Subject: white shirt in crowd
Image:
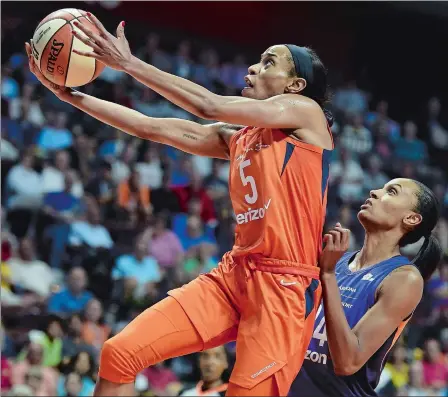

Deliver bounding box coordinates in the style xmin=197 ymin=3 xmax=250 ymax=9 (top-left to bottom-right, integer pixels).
xmin=69 ymin=221 xmax=114 ymax=249
xmin=135 ymin=161 xmax=163 ymax=189
xmin=6 ymin=164 xmax=43 ymax=209
xmin=41 ymin=167 xmax=84 ymax=197
xmin=8 ymin=257 xmax=55 ymax=297
xmin=331 ymin=160 xmax=365 ymax=202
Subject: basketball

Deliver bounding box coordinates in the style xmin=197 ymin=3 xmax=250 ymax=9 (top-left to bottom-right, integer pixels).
xmin=31 ymin=8 xmax=105 ymax=87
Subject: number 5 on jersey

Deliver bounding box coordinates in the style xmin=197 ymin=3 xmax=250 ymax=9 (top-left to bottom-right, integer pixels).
xmin=239 ymin=159 xmax=258 ymax=205
xmin=313 ymin=304 xmax=328 ymax=347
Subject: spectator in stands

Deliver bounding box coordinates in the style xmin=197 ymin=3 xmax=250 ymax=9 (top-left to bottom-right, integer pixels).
xmin=383 ymin=345 xmax=410 ymax=394
xmin=48 ymin=267 xmax=93 ymax=315
xmin=204 ymin=160 xmax=229 ymax=201
xmin=366 ymin=100 xmax=400 ymax=142
xmin=340 ymin=112 xmax=373 ymax=156
xmin=422 ymin=339 xmax=448 ymax=391
xmin=1 ymin=126 xmax=19 ymax=162
xmin=62 ymin=313 xmax=96 ymax=361
xmin=113 ymin=236 xmax=162 ymax=299
xmin=132 ymin=87 xmax=177 ymax=118
xmin=8 ymin=238 xmax=55 ymax=298
xmin=58 ymin=351 xmax=96 ymax=397
xmin=404 ymin=361 xmax=433 ymax=397
xmin=228 ymin=54 xmax=249 ymax=91
xmin=362 ymin=154 xmax=389 ymax=197
xmin=61 ymin=372 xmax=83 ymax=397
xmin=23 ymin=366 xmax=45 ymax=397
xmin=20 ymin=315 xmax=65 ymax=367
xmin=183 ymin=243 xmax=219 ymax=279
xmin=135 ymin=146 xmax=163 ymax=189
xmin=8 ymin=83 xmax=45 ymax=128
xmin=173 ymin=40 xmax=193 ymax=79
xmin=180 ymin=215 xmax=217 ymax=257
xmin=141 ymin=361 xmax=179 ymax=396
xmin=428 ymin=97 xmax=448 ymax=151
xmin=42 ymin=150 xmax=83 ymax=197
xmin=85 ymin=160 xmax=115 ymax=208
xmin=1 ymin=351 xmax=12 ymax=392
xmin=394 ymin=121 xmax=428 ymax=164
xmin=179 ymin=346 xmax=230 ymax=396
xmin=137 ymin=32 xmax=172 ymax=73
xmin=329 ymin=147 xmax=365 ymax=203
xmin=1 ymin=65 xmax=19 ymax=100
xmin=333 ymin=80 xmax=369 ymax=116
xmin=12 ymin=342 xmax=58 ymax=396
xmin=81 ymin=298 xmax=111 ymax=352
xmin=150 ymin=172 xmax=181 ymax=215
xmin=68 ymin=200 xmax=114 ymax=250
xmin=42 ymin=172 xmax=82 ymax=223
xmin=118 ymin=167 xmax=151 ymax=221
xmin=6 ymin=385 xmax=33 ymax=396
xmin=193 ymin=49 xmax=221 ymax=91
xmin=144 ymin=212 xmax=184 ymax=271
xmin=173 ymin=172 xmax=216 ymax=224
xmin=5 ymin=149 xmax=42 ymax=210
xmin=36 ymin=112 xmax=73 ymax=154
xmin=374 ymin=120 xmax=394 ymax=162
xmin=426 ymin=261 xmax=448 ymax=315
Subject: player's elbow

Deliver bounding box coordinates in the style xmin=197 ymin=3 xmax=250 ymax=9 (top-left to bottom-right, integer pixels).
xmin=333 ymin=363 xmax=360 ymax=377
xmin=196 ymin=95 xmax=225 ymax=120
xmin=333 ymin=355 xmax=363 ymax=376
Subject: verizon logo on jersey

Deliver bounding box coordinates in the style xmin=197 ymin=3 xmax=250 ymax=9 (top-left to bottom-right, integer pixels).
xmin=235 ymin=199 xmax=271 ymax=225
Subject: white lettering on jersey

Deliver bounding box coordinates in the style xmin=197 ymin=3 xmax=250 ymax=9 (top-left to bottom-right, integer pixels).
xmin=305 ymin=350 xmax=328 ymax=365
xmin=235 ymin=199 xmax=272 ymax=225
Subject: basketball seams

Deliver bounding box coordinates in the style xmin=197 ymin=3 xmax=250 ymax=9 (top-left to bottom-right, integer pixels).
xmin=64 ymin=26 xmax=75 ymax=86
xmin=67 ymin=15 xmax=97 ymax=86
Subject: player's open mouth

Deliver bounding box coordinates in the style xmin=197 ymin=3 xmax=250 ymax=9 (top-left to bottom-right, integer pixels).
xmin=244 ymin=76 xmax=254 ymax=88
xmin=360 ymin=199 xmax=372 ymax=209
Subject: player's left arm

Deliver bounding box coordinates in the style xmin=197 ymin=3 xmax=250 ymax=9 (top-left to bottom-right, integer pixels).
xmin=322 ymin=267 xmax=422 ymax=376
xmin=71 ymin=16 xmax=320 ymax=129
xmin=320 ymin=228 xmax=423 ymax=376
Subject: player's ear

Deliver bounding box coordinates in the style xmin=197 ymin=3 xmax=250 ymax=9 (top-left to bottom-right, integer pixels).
xmin=285 ymin=77 xmax=306 ymax=94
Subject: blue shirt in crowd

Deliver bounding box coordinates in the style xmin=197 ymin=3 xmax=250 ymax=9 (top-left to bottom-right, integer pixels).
xmin=48 ymin=288 xmax=93 ymax=315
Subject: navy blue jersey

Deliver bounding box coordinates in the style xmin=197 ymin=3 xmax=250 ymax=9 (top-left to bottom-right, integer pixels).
xmin=292 ymin=252 xmax=412 ymax=397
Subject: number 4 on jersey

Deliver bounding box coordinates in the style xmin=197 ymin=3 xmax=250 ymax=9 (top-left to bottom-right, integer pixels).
xmin=313 ymin=304 xmax=328 ymax=347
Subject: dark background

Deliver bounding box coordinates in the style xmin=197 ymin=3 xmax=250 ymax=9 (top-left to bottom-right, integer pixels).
xmin=2 ymin=1 xmax=448 ymax=123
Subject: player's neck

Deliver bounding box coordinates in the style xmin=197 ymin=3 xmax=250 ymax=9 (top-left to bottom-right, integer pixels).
xmin=357 ymin=231 xmax=401 ymax=269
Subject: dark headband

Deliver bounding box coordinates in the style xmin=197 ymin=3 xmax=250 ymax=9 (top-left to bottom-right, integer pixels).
xmin=284 ymin=44 xmax=314 ymax=85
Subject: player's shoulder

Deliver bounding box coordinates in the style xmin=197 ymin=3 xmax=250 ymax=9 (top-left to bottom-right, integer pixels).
xmin=378 ymin=265 xmax=424 ymax=301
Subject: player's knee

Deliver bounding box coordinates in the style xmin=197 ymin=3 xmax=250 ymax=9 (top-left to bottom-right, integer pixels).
xmin=99 ymin=336 xmax=140 ymax=384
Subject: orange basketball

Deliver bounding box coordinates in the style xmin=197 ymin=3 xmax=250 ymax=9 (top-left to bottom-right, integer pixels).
xmin=31 ymin=8 xmax=105 ymax=87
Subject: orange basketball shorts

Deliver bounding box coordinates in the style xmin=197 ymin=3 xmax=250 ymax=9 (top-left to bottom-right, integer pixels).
xmin=98 ymin=253 xmax=321 ymax=396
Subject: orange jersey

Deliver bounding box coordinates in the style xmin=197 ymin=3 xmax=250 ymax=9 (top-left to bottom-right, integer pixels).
xmin=228 ymin=127 xmax=332 ymax=267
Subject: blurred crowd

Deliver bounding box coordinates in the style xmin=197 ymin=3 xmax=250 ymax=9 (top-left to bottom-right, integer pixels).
xmin=1 ymin=17 xmax=448 ymax=397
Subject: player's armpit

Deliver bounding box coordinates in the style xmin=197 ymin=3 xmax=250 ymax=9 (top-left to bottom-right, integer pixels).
xmin=342 ymin=266 xmax=423 ymax=375
xmin=201 ymin=93 xmax=320 ymax=130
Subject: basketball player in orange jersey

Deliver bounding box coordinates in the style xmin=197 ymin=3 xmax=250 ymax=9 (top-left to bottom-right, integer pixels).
xmin=25 ymin=14 xmax=334 ymax=395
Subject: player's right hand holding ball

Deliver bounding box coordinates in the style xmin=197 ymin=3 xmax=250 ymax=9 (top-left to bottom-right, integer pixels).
xmin=25 ymin=41 xmax=71 ymax=102
xmin=319 ymin=223 xmax=350 ymax=274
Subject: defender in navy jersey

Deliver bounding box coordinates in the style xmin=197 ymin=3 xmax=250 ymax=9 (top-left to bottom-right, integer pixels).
xmin=293 ymin=178 xmax=443 ymax=396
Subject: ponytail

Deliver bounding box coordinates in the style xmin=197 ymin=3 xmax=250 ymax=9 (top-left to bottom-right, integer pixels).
xmin=411 ymin=235 xmax=443 ymax=281
xmin=399 ymin=180 xmax=442 ymax=281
